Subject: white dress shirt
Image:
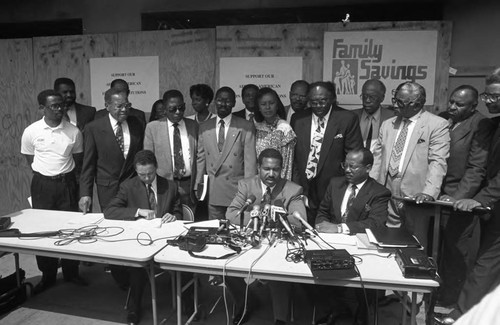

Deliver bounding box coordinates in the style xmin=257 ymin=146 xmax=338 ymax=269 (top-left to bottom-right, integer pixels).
xmin=167 ymin=119 xmax=192 ymax=177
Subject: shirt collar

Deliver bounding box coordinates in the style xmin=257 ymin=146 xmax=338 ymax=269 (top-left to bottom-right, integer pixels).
xmin=42 ymin=117 xmax=65 ymax=130
xmin=108 ymin=112 xmax=122 ymax=126
xmin=361 ymin=106 xmax=382 ymax=122
xmin=260 ymin=180 xmax=276 ymax=193
xmin=145 ymin=176 xmax=158 ymax=193
xmin=167 ymin=118 xmax=185 ymax=128
xmin=350 ymin=178 xmax=367 ymax=190
xmin=217 ymin=114 xmax=232 ymax=126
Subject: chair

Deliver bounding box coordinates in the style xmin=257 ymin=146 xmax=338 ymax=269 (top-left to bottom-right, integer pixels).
xmin=182 ymin=204 xmax=194 ymax=221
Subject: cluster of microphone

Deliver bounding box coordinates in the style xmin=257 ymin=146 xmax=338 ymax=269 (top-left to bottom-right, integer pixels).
xmin=234 ymin=195 xmax=318 ymax=248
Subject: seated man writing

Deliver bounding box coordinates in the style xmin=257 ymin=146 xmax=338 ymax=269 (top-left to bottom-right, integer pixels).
xmin=104 ymin=150 xmax=182 ymax=325
xmin=225 ymin=148 xmax=307 ymax=325
xmin=312 ymin=148 xmax=390 ymax=324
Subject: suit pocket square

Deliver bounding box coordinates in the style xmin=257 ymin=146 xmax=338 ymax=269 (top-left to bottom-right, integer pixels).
xmin=417 ymin=138 xmax=425 ymax=144
xmin=334 ymin=134 xmax=344 ymax=139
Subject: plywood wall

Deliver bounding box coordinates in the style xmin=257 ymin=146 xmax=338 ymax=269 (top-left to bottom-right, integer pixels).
xmin=0 ymin=39 xmax=35 ymax=216
xmin=118 ymin=29 xmax=216 ymax=116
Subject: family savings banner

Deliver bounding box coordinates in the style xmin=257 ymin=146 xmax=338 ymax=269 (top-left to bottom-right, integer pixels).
xmin=323 ymin=30 xmax=438 ymax=106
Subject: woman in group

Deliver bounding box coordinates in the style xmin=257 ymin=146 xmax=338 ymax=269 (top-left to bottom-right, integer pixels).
xmin=186 ymin=83 xmax=215 ymax=124
xmin=254 ymin=87 xmax=296 ymax=180
xmin=149 ymin=99 xmax=166 ymax=122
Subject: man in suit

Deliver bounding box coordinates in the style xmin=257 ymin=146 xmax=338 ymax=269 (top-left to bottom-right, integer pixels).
xmin=54 ymin=77 xmax=96 ymax=131
xmin=233 ymin=84 xmax=258 ymax=121
xmin=95 ymin=79 xmax=146 ymax=129
xmin=196 ymin=86 xmax=257 ymax=219
xmin=144 ymin=89 xmax=198 ymax=211
xmin=226 ymin=148 xmax=307 ymax=325
xmin=315 ymin=148 xmax=391 ymax=234
xmin=284 ymin=80 xmax=309 ymax=123
xmin=291 ymin=81 xmax=363 ymax=224
xmin=352 ymin=79 xmax=394 ymax=153
xmin=435 ymin=69 xmax=500 ymax=324
xmin=104 ymin=150 xmax=182 ymax=325
xmin=79 ymin=88 xmax=144 ymax=213
xmin=437 ymin=85 xmax=494 ymax=306
xmin=370 ymin=81 xmax=450 ymax=248
xmin=313 ymin=148 xmax=390 ymax=324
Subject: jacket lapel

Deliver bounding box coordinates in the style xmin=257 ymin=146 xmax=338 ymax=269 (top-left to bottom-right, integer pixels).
xmin=348 ymin=179 xmax=372 ymax=221
xmin=156 ymin=177 xmax=168 ymax=217
xmin=215 ymin=120 xmax=240 ymax=174
xmin=450 ymin=115 xmax=473 ymax=144
xmin=333 ymin=180 xmax=348 ymax=220
xmin=401 ymin=112 xmax=425 ymax=175
xmin=162 ymin=121 xmax=173 ymax=174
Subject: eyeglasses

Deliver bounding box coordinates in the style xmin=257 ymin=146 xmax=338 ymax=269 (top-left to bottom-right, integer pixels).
xmin=115 ymin=102 xmax=132 ymax=110
xmin=341 ymin=162 xmax=364 ymax=172
xmin=166 ymin=104 xmax=186 ymax=113
xmin=479 ymin=92 xmax=500 ymax=103
xmin=391 ymin=98 xmax=418 ymax=108
xmin=360 ymin=94 xmax=380 ymax=102
xmin=216 ymin=99 xmax=234 ymax=105
xmin=309 ymin=98 xmax=329 ymax=107
xmin=290 ymin=93 xmax=306 ymax=100
xmin=45 ymin=103 xmax=63 ymax=111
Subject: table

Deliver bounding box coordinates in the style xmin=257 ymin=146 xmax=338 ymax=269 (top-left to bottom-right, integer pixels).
xmin=0 ymin=208 xmax=187 ymax=325
xmin=154 ymin=223 xmax=440 ymax=325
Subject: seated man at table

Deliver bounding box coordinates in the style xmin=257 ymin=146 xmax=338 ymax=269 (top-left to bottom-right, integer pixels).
xmin=226 ymin=148 xmax=307 ymax=325
xmin=315 ymin=148 xmax=391 ymax=234
xmin=313 ymin=148 xmax=390 ymax=325
xmin=104 ymin=150 xmax=182 ymax=325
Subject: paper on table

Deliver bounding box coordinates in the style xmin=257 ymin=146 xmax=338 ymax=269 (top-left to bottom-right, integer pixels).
xmin=65 ymin=213 xmax=104 ymax=226
xmin=310 ymin=233 xmax=358 ymax=247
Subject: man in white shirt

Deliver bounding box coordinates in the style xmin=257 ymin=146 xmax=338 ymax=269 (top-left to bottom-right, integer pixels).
xmin=144 ymin=89 xmax=198 ymax=211
xmin=21 ymin=89 xmax=87 ymax=294
xmin=233 ymin=84 xmax=259 ymax=122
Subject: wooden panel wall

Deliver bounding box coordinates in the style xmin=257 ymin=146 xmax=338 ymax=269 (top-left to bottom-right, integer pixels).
xmin=118 ymin=29 xmax=216 ymax=116
xmin=0 ymin=39 xmax=35 ymax=215
xmin=216 ymin=23 xmax=326 ymax=88
xmin=33 ymin=34 xmax=117 ymax=109
xmin=325 ymin=21 xmax=452 ymax=113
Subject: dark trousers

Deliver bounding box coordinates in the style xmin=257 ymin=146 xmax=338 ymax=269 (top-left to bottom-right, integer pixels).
xmin=174 ymin=177 xmax=196 ymax=214
xmin=31 ymin=171 xmax=79 ymax=282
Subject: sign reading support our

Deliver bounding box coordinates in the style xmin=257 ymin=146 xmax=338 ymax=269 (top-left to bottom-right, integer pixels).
xmin=323 ymin=31 xmax=438 ymax=106
xmin=89 ymin=56 xmax=159 ymax=112
xmin=219 ymin=57 xmax=303 ymax=111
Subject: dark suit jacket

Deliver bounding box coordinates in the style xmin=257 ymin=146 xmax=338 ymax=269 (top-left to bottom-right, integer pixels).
xmin=80 ymin=114 xmax=144 ymax=209
xmin=352 ymin=106 xmax=394 ymax=147
xmin=291 ymin=106 xmax=363 ymax=214
xmin=315 ymin=176 xmax=391 ymax=233
xmin=104 ymin=175 xmax=182 ymax=220
xmin=474 ymin=117 xmax=500 ymax=208
xmin=196 ymin=115 xmax=257 ymax=206
xmin=225 ymin=175 xmax=307 ymax=227
xmin=143 ymin=117 xmax=198 ymax=203
xmin=440 ymin=111 xmax=494 ymax=200
xmin=233 ymin=109 xmax=246 ymax=120
xmin=74 ymin=103 xmax=96 ymax=131
xmin=95 ymin=107 xmax=146 ymax=130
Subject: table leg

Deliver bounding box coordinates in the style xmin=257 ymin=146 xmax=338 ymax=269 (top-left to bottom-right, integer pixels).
xmin=177 ymin=271 xmax=182 ymax=325
xmin=14 ymin=253 xmax=20 ymax=286
xmin=410 ymin=292 xmax=417 ymax=325
xmin=432 ymin=206 xmax=441 ymax=261
xmin=402 ymin=292 xmax=408 ymax=325
xmin=149 ymin=262 xmax=158 ymax=325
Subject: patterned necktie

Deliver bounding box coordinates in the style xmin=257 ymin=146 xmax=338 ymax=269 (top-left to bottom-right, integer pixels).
xmin=115 ymin=121 xmax=124 ymax=153
xmin=173 ymin=123 xmax=185 ymax=178
xmin=305 ymin=117 xmax=325 ymax=180
xmin=365 ymin=118 xmax=373 ymax=150
xmin=263 ymin=186 xmax=272 ymax=204
xmin=218 ymin=120 xmax=225 ymax=152
xmin=148 ymin=184 xmax=156 ymax=214
xmin=342 ymin=184 xmax=357 ymax=223
xmin=388 ymin=119 xmax=410 ymax=177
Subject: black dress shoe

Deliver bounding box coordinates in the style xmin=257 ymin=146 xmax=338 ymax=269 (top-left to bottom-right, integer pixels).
xmin=127 ymin=311 xmax=140 ymax=324
xmin=64 ymin=275 xmax=89 ymax=286
xmin=233 ymin=309 xmax=251 ymax=325
xmin=434 ymin=311 xmax=460 ymax=325
xmin=33 ymin=280 xmax=56 ymax=295
xmin=275 ymin=320 xmax=286 ymax=325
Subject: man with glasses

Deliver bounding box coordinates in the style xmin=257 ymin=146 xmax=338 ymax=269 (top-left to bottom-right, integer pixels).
xmin=95 ymin=79 xmax=146 ymax=129
xmin=435 ymin=69 xmax=500 ymax=324
xmin=291 ymin=81 xmax=363 ymax=224
xmin=196 ymin=86 xmax=257 ymax=219
xmin=353 ymin=79 xmax=394 ymax=152
xmin=144 ymin=89 xmax=198 ymax=211
xmin=233 ymin=83 xmax=259 ymax=122
xmin=21 ymin=90 xmax=87 ymax=293
xmin=79 ymin=88 xmax=144 ymax=213
xmin=370 ymin=81 xmax=450 ymax=248
xmin=284 ymin=80 xmax=310 ymax=123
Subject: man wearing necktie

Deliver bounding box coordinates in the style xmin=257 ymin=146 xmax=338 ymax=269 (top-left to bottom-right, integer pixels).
xmin=370 ymin=81 xmax=450 ymax=248
xmin=352 ymin=79 xmax=394 ymax=153
xmin=104 ymin=150 xmax=182 ymax=325
xmin=144 ymin=89 xmax=198 ymax=211
xmin=79 ymin=88 xmax=144 ymax=212
xmin=196 ymin=86 xmax=257 ymax=219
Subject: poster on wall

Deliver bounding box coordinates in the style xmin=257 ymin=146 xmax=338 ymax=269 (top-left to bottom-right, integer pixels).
xmin=323 ymin=30 xmax=438 ymax=106
xmin=219 ymin=57 xmax=303 ymax=111
xmin=89 ymin=56 xmax=159 ymax=112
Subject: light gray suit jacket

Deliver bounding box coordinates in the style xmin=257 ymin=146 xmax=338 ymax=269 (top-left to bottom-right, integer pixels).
xmin=143 ymin=117 xmax=198 ymax=202
xmin=370 ymin=110 xmax=450 ymax=198
xmin=196 ymin=115 xmax=257 ymax=206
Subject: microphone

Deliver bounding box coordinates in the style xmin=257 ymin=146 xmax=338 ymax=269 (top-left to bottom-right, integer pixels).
xmin=279 ymin=215 xmax=296 ymax=239
xmin=292 ymin=211 xmax=317 ymax=234
xmin=259 ymin=204 xmax=270 ymax=238
xmin=251 ymin=205 xmax=260 ymax=233
xmin=238 ymin=195 xmax=256 ymax=230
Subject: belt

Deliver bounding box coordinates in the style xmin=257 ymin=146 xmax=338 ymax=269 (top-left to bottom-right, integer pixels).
xmin=174 ymin=176 xmax=191 ymax=182
xmin=34 ymin=171 xmax=74 ymax=181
